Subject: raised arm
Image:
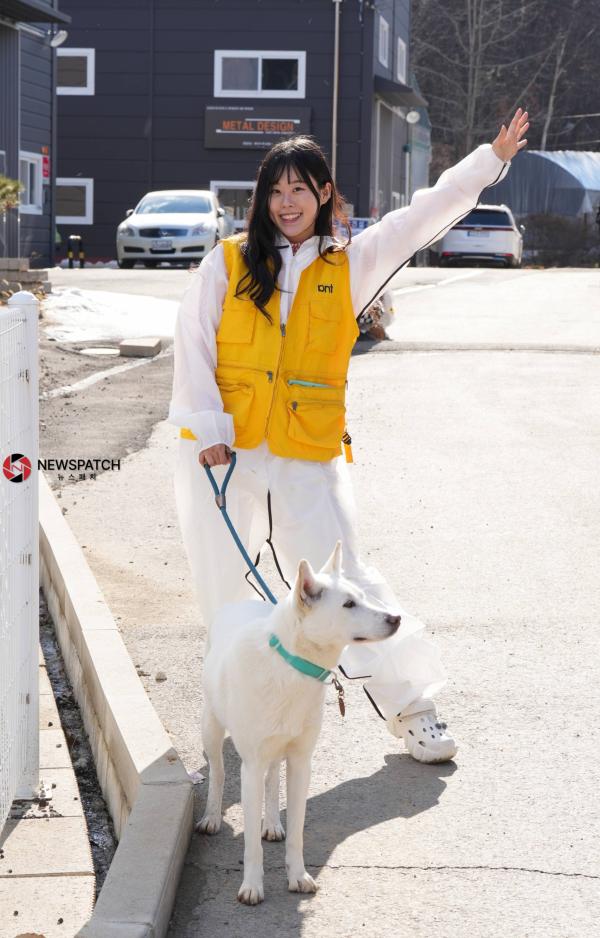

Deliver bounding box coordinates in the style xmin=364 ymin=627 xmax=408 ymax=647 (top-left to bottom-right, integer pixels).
xmin=168 ymin=244 xmax=235 ymax=450
xmin=349 ymin=108 xmax=529 ymax=316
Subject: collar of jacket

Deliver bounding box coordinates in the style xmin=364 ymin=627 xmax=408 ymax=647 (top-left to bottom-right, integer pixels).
xmin=274 ymin=234 xmax=337 ymax=252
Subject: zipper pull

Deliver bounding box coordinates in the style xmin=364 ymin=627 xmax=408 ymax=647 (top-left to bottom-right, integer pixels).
xmin=292 ymin=401 xmax=298 ymax=411
xmin=267 ymin=370 xmax=273 ymax=382
xmin=280 ymin=322 xmax=286 ymax=337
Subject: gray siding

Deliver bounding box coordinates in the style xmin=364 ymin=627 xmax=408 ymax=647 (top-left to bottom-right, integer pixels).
xmin=20 ymin=28 xmax=53 ymax=266
xmin=0 ymin=23 xmax=20 ymax=257
xmin=57 ymin=0 xmax=378 ymax=257
xmin=373 ymin=0 xmax=410 ymax=81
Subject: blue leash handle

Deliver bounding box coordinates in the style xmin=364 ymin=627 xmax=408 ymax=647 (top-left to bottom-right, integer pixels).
xmin=203 ymin=451 xmax=279 ymax=605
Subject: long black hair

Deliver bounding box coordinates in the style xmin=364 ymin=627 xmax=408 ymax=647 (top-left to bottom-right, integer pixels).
xmin=236 ymin=135 xmax=351 ymax=320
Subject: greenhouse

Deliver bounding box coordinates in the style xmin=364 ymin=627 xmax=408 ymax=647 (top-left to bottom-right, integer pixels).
xmin=491 ymin=149 xmax=600 ymax=218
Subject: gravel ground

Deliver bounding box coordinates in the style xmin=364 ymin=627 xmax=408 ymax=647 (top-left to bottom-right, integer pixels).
xmin=39 ymin=591 xmax=117 ymax=898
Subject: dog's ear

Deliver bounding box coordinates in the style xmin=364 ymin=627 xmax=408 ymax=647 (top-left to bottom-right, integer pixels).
xmin=294 ymin=559 xmax=323 ymax=610
xmin=320 ymin=539 xmax=343 ymax=576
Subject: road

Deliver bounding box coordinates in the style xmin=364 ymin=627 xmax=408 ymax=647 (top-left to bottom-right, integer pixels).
xmin=41 ymin=265 xmax=600 ymax=937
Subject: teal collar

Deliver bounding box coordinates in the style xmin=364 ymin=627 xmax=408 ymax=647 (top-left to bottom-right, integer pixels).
xmin=269 ymin=633 xmax=331 ymax=683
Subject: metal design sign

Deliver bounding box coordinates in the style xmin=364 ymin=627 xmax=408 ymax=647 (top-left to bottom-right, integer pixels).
xmin=205 ymin=106 xmax=311 ymax=149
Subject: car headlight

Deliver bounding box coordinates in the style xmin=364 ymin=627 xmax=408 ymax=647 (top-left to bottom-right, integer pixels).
xmin=189 ymin=223 xmax=214 ymax=235
xmin=118 ymin=225 xmax=136 ymax=237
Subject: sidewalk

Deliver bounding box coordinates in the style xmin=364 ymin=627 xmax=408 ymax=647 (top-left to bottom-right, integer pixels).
xmin=47 ymin=267 xmax=600 ymax=937
xmin=0 ymin=645 xmax=95 ymax=938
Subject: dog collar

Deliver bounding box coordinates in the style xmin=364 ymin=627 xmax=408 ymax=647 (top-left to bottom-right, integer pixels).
xmin=268 ymin=633 xmax=331 ymax=682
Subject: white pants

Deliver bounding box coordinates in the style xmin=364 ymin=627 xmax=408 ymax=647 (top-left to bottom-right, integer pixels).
xmin=174 ymin=438 xmax=447 ymax=720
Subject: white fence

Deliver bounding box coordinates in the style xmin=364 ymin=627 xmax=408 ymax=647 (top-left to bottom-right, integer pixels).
xmin=0 ymin=292 xmax=39 ymax=831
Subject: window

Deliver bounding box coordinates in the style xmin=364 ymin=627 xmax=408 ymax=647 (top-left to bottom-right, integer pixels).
xmin=396 ymin=37 xmax=407 ymax=83
xmin=210 ymin=181 xmax=255 ymax=230
xmin=19 ymin=152 xmax=43 ymax=215
xmin=56 ymin=178 xmax=94 ymax=224
xmin=136 ymin=194 xmax=213 ymax=214
xmin=378 ymin=17 xmax=389 ymax=67
xmin=57 ymin=49 xmax=95 ymax=95
xmin=455 ymin=209 xmax=513 ymax=228
xmin=214 ymin=51 xmax=306 ymax=98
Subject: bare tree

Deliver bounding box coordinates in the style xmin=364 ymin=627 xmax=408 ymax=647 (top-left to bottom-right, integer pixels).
xmin=410 ymin=0 xmax=599 ymax=168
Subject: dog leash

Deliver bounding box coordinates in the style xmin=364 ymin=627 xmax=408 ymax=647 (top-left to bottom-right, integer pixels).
xmin=203 ymin=451 xmax=278 ymax=605
xmin=203 ymin=451 xmax=346 ymax=715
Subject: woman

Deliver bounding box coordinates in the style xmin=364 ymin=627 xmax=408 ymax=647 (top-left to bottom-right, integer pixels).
xmin=169 ymin=108 xmax=529 ymax=764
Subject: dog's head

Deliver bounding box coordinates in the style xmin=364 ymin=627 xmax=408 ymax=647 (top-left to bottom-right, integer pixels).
xmin=291 ymin=540 xmax=401 ymax=650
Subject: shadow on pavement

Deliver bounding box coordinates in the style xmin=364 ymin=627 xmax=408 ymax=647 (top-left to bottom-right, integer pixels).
xmin=169 ymin=738 xmax=456 ymax=935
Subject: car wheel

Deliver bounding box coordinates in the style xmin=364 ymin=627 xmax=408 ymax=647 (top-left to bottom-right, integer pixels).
xmin=118 ymin=259 xmax=135 ymax=269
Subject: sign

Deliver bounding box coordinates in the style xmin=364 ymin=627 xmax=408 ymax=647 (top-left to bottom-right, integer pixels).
xmin=205 ymin=106 xmax=311 ymax=149
xmin=348 ymin=217 xmax=374 ymax=236
xmin=334 ymin=217 xmax=375 ymax=241
xmin=42 ymin=154 xmax=50 ymax=183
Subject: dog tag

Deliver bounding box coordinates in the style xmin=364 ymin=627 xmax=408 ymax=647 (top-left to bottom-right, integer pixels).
xmin=332 ymin=674 xmax=345 ymax=718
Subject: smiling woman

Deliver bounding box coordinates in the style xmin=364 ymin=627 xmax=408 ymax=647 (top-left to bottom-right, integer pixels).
xmin=170 ymin=112 xmax=528 ymax=774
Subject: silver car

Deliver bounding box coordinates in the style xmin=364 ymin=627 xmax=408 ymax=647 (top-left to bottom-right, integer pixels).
xmin=116 ymin=189 xmax=235 ymax=268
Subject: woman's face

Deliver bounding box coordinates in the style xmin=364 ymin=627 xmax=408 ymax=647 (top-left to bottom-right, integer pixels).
xmin=268 ymin=169 xmax=332 ymax=244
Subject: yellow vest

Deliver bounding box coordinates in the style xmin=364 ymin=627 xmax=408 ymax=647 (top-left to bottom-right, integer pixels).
xmin=180 ymin=234 xmax=359 ymax=462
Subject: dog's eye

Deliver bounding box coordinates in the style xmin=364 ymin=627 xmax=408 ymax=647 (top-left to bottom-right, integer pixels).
xmin=343 ymin=599 xmax=356 ymax=608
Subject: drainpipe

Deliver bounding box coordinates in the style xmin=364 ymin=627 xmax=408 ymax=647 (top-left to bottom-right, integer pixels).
xmin=331 ymin=0 xmax=342 ymax=181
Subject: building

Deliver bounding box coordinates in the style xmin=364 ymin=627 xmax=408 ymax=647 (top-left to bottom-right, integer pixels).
xmin=492 ymin=150 xmax=600 ymax=219
xmin=55 ymin=0 xmax=430 ymax=261
xmin=0 ymin=0 xmax=70 ymax=267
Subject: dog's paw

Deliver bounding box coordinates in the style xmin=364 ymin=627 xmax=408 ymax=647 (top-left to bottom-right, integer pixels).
xmin=288 ymin=870 xmax=318 ymax=894
xmin=237 ymin=879 xmax=264 ymax=905
xmin=261 ymin=820 xmax=286 ymax=842
xmin=195 ymin=813 xmax=221 ymax=835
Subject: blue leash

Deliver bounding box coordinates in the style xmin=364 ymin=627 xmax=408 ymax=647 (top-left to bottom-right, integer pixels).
xmin=203 ymin=451 xmax=347 ymax=715
xmin=203 ymin=451 xmax=278 ymax=605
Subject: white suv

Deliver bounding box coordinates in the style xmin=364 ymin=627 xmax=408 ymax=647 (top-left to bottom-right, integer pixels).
xmin=116 ymin=189 xmax=235 ymax=268
xmin=433 ymin=204 xmax=524 ymax=268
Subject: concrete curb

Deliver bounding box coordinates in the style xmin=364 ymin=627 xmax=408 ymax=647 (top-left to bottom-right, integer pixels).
xmin=38 ymin=471 xmax=194 ymax=937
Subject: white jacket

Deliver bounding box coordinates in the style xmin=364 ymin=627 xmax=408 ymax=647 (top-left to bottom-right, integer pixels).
xmin=169 ymin=143 xmax=509 ymax=450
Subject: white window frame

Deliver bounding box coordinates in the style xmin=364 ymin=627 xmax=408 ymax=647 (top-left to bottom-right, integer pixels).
xmin=210 ymin=180 xmax=255 ymax=230
xmin=19 ymin=151 xmax=44 ymax=215
xmin=396 ymin=36 xmax=407 ymax=83
xmin=378 ymin=17 xmax=390 ymax=68
xmin=56 ymin=178 xmax=94 ymax=225
xmin=56 ymin=48 xmax=95 ymax=95
xmin=214 ymin=50 xmax=306 ymax=99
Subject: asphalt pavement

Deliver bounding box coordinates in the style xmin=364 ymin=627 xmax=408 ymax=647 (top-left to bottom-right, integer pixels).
xmin=41 ymin=266 xmax=600 ymax=938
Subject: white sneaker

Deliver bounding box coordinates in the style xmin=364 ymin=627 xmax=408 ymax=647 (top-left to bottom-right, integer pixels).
xmin=387 ymin=708 xmax=458 ymax=764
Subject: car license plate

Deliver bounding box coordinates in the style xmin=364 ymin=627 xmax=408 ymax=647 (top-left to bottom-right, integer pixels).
xmin=151 ymin=238 xmax=173 ymax=250
xmin=467 ymin=230 xmax=489 ymax=237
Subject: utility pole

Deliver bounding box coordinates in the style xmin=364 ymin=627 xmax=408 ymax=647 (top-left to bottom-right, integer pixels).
xmin=331 ymin=0 xmax=342 ymax=181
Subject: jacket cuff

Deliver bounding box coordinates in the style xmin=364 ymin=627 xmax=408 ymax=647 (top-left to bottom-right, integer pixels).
xmin=480 ymin=142 xmax=511 ymax=186
xmin=169 ymin=409 xmax=235 ymax=449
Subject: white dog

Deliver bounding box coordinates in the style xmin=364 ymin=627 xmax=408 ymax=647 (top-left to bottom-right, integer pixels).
xmin=196 ymin=540 xmax=401 ymax=905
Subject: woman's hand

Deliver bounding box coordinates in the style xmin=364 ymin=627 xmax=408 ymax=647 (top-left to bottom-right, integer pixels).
xmin=492 ymin=108 xmax=529 ymax=162
xmin=198 ymin=444 xmax=232 ymax=467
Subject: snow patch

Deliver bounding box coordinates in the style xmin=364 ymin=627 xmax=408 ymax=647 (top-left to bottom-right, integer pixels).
xmin=41 ymin=287 xmax=179 ymax=341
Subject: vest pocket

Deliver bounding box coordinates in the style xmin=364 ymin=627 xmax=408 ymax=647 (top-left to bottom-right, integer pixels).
xmin=307 ymin=301 xmax=341 ymax=354
xmin=217 ymin=379 xmax=255 ymax=429
xmin=287 ymin=399 xmax=345 ymax=450
xmin=217 ymin=300 xmax=257 ymax=344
